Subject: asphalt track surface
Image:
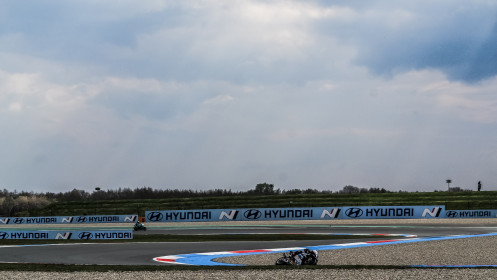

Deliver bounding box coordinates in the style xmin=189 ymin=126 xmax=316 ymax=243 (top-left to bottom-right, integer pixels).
xmin=1 ymin=222 xmax=497 ymax=265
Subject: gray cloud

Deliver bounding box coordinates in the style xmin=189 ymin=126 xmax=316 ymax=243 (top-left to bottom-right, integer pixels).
xmin=325 ymin=1 xmax=497 ymax=82
xmin=2 ymin=1 xmax=496 ymax=84
xmin=1 ymin=1 xmax=497 ymax=192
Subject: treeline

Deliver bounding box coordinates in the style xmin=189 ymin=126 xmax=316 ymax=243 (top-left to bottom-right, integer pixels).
xmin=245 ymin=183 xmax=391 ymax=195
xmin=0 ymin=184 xmax=393 ymax=216
xmin=0 ymin=190 xmax=53 ymax=217
xmin=1 ymin=184 xmax=391 ymax=204
xmin=45 ymin=187 xmax=239 ymax=201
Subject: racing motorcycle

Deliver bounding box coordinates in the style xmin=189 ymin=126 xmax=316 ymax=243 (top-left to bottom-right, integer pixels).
xmin=275 ymin=251 xmax=318 ymax=265
xmin=133 ymin=222 xmax=147 ymax=231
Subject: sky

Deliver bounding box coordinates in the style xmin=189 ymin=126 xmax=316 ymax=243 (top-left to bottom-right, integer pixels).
xmin=1 ymin=0 xmax=497 ymax=193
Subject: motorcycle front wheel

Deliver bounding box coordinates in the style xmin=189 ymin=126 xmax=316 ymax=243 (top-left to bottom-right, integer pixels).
xmin=275 ymin=257 xmax=291 ymax=265
xmin=304 ymin=256 xmax=318 ymax=265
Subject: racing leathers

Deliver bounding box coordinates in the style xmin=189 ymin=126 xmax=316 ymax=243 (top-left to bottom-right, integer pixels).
xmin=291 ymin=249 xmax=318 ymax=265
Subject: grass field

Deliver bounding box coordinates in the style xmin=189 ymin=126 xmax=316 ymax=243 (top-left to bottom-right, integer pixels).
xmin=26 ymin=191 xmax=497 ymax=217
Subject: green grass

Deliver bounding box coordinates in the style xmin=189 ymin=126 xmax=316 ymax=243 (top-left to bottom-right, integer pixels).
xmin=27 ymin=191 xmax=497 ymax=217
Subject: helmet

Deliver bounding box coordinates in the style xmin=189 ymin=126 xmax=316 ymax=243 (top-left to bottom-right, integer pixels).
xmin=304 ymin=248 xmax=311 ymax=254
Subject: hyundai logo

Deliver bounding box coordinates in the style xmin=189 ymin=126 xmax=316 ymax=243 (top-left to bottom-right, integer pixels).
xmin=147 ymin=212 xmax=164 ymax=222
xmin=345 ymin=208 xmax=363 ymax=218
xmin=0 ymin=232 xmax=8 ymax=239
xmin=77 ymin=216 xmax=88 ymax=223
xmin=13 ymin=218 xmax=24 ymax=224
xmin=78 ymin=232 xmax=93 ymax=240
xmin=446 ymin=211 xmax=458 ymax=218
xmin=243 ymin=209 xmax=262 ymax=220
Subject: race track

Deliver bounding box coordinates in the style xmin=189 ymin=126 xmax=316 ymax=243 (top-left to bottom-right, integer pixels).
xmin=1 ymin=220 xmax=497 ymax=266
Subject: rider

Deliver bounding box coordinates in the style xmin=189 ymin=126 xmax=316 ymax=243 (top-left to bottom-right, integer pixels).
xmin=303 ymin=248 xmax=318 ymax=265
xmin=290 ymin=248 xmax=318 ymax=265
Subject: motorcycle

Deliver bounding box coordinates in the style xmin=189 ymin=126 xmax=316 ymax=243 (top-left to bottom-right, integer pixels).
xmin=133 ymin=222 xmax=147 ymax=231
xmin=275 ymin=251 xmax=318 ymax=265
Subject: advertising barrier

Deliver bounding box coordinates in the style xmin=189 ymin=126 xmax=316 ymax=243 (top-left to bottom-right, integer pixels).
xmin=0 ymin=215 xmax=138 ymax=225
xmin=145 ymin=206 xmax=448 ymax=222
xmin=0 ymin=230 xmax=133 ymax=240
xmin=443 ymin=210 xmax=497 ymax=218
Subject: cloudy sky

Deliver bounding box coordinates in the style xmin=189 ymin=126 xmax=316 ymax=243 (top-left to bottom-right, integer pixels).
xmin=1 ymin=0 xmax=497 ymax=193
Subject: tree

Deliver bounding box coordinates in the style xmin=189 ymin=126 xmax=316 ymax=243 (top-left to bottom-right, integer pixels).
xmin=4 ymin=196 xmax=16 ymax=216
xmin=254 ymin=183 xmax=275 ymax=195
xmin=340 ymin=185 xmax=360 ymax=194
xmin=66 ymin=189 xmax=88 ymax=201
